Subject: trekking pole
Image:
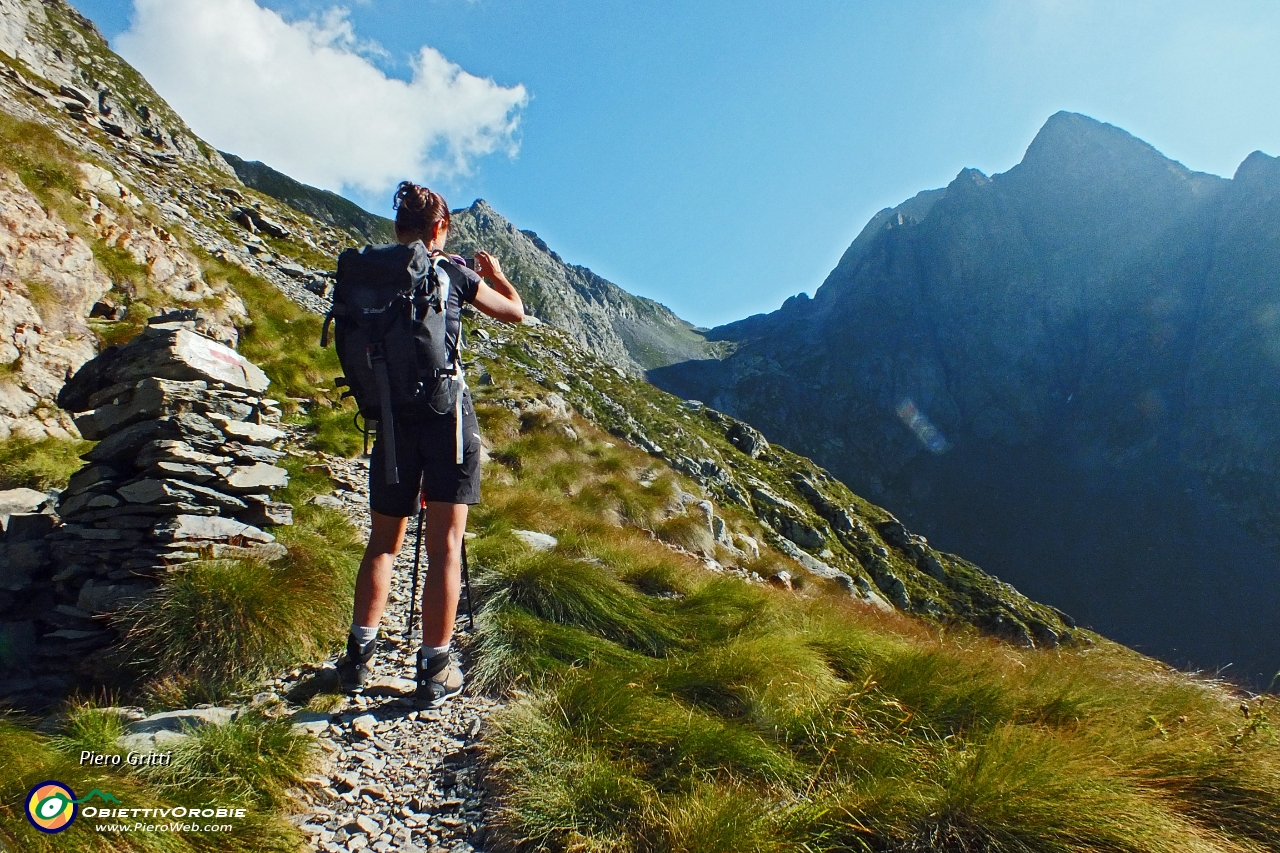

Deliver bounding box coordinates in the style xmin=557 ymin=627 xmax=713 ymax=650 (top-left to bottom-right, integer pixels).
xmin=406 ymin=494 xmax=425 ymax=643
xmin=461 ymin=538 xmax=475 ymax=631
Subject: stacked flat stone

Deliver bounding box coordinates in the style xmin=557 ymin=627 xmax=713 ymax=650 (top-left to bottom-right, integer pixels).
xmin=31 ymin=319 xmax=294 ymax=668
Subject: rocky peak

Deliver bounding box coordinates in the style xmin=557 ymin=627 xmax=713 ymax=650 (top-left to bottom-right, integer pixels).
xmin=650 ymin=113 xmax=1280 ymax=685
xmin=443 ymin=199 xmax=724 ymax=375
xmin=1019 ymin=111 xmax=1166 ymax=171
xmin=1232 ymin=149 xmax=1280 ymax=186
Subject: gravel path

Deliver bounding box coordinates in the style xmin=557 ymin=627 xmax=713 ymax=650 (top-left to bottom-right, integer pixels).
xmin=275 ymin=452 xmax=501 ymax=853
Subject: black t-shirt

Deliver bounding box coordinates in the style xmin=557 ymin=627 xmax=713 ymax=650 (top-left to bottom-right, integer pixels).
xmin=438 ymin=255 xmax=481 ymax=367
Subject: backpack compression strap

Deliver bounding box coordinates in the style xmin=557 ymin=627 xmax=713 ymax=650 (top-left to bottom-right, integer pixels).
xmin=453 ymin=364 xmax=467 ymax=464
xmin=368 ymin=343 xmax=399 ymax=485
xmin=430 ymin=255 xmax=469 ymax=466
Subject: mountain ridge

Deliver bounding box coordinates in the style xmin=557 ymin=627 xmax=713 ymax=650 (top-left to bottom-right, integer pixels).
xmin=2 ymin=7 xmax=1278 ymax=850
xmin=221 ymin=150 xmax=396 ymax=244
xmin=215 ymin=153 xmax=729 ymax=377
xmin=651 ymin=112 xmax=1280 ymax=685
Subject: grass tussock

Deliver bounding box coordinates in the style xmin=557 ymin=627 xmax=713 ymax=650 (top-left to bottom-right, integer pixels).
xmin=115 ymin=457 xmax=361 ymax=704
xmin=141 ymin=710 xmax=314 ymax=811
xmin=462 ymin=382 xmax=1280 ymax=853
xmin=0 ymin=434 xmax=92 ymax=490
xmin=0 ymin=713 xmax=305 ymax=852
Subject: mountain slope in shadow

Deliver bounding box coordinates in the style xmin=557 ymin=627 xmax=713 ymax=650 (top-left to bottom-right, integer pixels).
xmin=651 ymin=112 xmax=1280 ymax=685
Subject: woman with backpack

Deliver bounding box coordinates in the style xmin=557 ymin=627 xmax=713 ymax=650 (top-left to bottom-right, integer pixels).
xmin=336 ymin=181 xmax=524 ymax=704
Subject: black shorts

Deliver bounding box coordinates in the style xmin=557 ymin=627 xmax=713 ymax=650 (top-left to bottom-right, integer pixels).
xmin=368 ymin=388 xmax=481 ymax=516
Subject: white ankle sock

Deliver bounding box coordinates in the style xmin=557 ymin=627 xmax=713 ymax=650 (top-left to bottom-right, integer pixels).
xmin=424 ymin=642 xmax=450 ymax=659
xmin=350 ymin=624 xmax=378 ymax=648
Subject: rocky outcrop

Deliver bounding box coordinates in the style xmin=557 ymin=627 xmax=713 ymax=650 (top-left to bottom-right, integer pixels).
xmin=0 ymin=138 xmax=251 ymax=440
xmin=78 ymin=164 xmax=248 ymax=340
xmin=0 ymin=167 xmax=111 ymax=438
xmin=0 ymin=0 xmax=231 ymax=171
xmin=0 ymin=320 xmax=291 ymax=697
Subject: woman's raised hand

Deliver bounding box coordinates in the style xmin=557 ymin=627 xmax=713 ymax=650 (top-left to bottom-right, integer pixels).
xmin=473 ymin=251 xmax=504 ymax=280
xmin=469 ymin=250 xmax=525 ymax=322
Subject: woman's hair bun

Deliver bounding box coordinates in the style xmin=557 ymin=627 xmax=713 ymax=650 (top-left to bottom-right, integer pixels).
xmin=393 ymin=181 xmax=450 ymax=238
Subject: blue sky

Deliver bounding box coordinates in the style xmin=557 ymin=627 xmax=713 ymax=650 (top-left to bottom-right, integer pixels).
xmin=71 ymin=0 xmax=1280 ymax=329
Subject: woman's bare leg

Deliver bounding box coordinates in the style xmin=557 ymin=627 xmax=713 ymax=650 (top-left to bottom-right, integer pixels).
xmin=420 ymin=501 xmax=469 ymax=648
xmin=353 ymin=511 xmax=409 ymax=629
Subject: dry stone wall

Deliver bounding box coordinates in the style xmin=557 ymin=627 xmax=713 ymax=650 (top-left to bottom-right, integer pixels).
xmin=0 ymin=319 xmax=292 ymax=697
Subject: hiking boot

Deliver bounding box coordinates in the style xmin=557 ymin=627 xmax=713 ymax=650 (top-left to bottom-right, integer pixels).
xmin=336 ymin=633 xmax=377 ymax=693
xmin=416 ymin=649 xmax=464 ymax=707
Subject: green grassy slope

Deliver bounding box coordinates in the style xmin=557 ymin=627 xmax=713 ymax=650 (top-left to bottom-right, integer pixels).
xmin=459 ymin=330 xmax=1280 ymax=853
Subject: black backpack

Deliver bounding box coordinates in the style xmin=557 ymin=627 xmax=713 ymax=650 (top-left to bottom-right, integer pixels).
xmin=320 ymin=241 xmax=466 ymax=485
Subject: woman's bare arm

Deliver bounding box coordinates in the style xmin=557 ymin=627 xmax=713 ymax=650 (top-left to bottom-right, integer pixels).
xmin=470 ymin=251 xmax=524 ymax=323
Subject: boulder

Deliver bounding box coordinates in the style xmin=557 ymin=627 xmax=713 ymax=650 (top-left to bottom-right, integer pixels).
xmin=0 ymin=489 xmax=50 ymax=519
xmin=512 ymin=529 xmax=557 ymax=551
xmin=59 ymin=327 xmax=268 ymax=412
xmin=774 ymin=536 xmax=855 ymax=592
xmin=726 ymin=419 xmax=770 ymax=458
xmin=693 ymin=500 xmax=715 ymax=533
xmin=118 ymin=706 xmax=241 ymax=754
xmin=852 ymin=576 xmax=894 ymax=612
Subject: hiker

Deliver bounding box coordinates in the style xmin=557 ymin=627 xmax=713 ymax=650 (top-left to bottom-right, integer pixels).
xmin=335 ymin=181 xmax=524 ymax=704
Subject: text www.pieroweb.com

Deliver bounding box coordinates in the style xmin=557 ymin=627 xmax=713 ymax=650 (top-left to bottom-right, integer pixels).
xmin=84 ymin=805 xmax=245 ymax=833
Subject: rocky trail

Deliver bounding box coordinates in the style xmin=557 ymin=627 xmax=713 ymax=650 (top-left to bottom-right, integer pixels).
xmin=275 ymin=450 xmax=500 ymax=853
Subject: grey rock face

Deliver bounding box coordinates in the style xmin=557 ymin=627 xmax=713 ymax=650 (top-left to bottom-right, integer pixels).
xmin=725 ymin=420 xmax=769 ymax=458
xmin=772 ymin=536 xmax=853 ymax=591
xmin=446 ymin=201 xmax=725 ymax=376
xmin=0 ymin=0 xmax=231 ymax=172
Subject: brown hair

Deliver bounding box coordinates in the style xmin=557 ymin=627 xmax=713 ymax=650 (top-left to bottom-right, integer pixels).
xmin=393 ymin=181 xmax=450 ymax=240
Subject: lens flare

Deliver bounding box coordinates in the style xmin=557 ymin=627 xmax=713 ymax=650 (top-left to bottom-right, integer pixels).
xmin=896 ymin=398 xmax=951 ymax=454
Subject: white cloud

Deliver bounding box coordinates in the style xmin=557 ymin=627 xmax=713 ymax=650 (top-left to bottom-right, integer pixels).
xmin=116 ymin=0 xmax=528 ymax=195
